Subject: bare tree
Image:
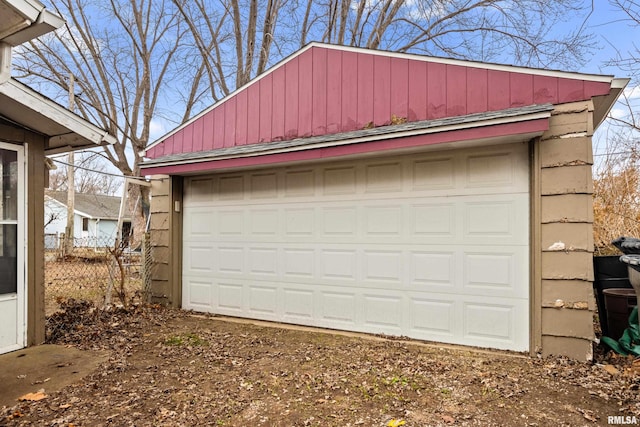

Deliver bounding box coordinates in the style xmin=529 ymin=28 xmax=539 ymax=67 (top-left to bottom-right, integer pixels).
xmin=48 ymin=152 xmax=121 ymax=196
xmin=606 ymin=0 xmax=640 ymax=133
xmin=14 ymin=0 xmax=212 ymax=246
xmin=14 ymin=0 xmax=597 ymax=244
xmin=176 ymin=0 xmax=597 ymax=94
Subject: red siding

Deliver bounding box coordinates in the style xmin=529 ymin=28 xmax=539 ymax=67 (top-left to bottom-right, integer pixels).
xmin=390 ymin=58 xmax=409 ymax=120
xmin=146 ymin=45 xmax=614 ymax=159
xmin=407 ymin=60 xmax=427 ymax=121
xmin=271 ymin=66 xmax=286 ymax=141
xmin=373 ymin=55 xmax=391 ymax=125
xmin=298 ymin=52 xmax=313 ymax=137
xmin=427 ymin=62 xmax=447 ymax=119
xmin=326 ymin=49 xmax=343 ymax=134
xmin=341 ymin=50 xmax=358 ymax=131
xmin=284 ymin=59 xmax=299 ymax=139
xmin=357 ymin=53 xmax=374 ymax=128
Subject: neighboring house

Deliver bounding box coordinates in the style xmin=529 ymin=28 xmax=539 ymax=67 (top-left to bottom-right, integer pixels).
xmin=0 ymin=0 xmax=116 ymax=355
xmin=44 ymin=190 xmax=131 ymax=249
xmin=141 ymin=43 xmax=627 ymax=360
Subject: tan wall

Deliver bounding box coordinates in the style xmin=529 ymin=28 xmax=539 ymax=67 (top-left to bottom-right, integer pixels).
xmin=0 ymin=121 xmax=46 ymax=346
xmin=148 ymin=175 xmax=182 ymax=307
xmin=534 ymin=101 xmax=596 ymax=360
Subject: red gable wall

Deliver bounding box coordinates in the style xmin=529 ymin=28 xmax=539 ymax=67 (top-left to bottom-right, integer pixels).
xmin=146 ymin=45 xmax=612 ymax=159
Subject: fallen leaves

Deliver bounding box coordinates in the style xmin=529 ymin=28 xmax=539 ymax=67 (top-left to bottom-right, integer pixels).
xmin=2 ymin=306 xmax=638 ymax=426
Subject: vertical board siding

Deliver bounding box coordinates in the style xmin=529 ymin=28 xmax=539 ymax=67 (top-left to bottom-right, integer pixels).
xmin=193 ymin=117 xmax=204 ymax=152
xmin=298 ymin=51 xmax=313 ymax=137
xmin=212 ymin=104 xmax=225 ymax=149
xmin=373 ymin=55 xmax=391 ymax=125
xmin=510 ymin=73 xmax=534 ymax=107
xmin=559 ymin=79 xmax=584 ymax=103
xmin=202 ymin=110 xmax=214 ymax=151
xmin=326 ymin=49 xmax=343 ymax=134
xmin=446 ymin=64 xmax=467 ymax=117
xmin=533 ymin=75 xmax=559 ymax=104
xmin=224 ymin=96 xmax=237 ymax=148
xmin=341 ymin=50 xmax=358 ymax=131
xmin=487 ymin=70 xmax=510 ymax=111
xmin=427 ymin=62 xmax=447 ymax=119
xmin=390 ymin=58 xmax=409 ymax=120
xmin=312 ymin=47 xmax=328 ymax=136
xmin=284 ymin=58 xmax=300 ymax=139
xmin=235 ymin=89 xmax=248 ymax=146
xmin=146 ymin=46 xmax=614 ymax=159
xmin=182 ymin=121 xmax=194 ymax=152
xmin=407 ymin=60 xmax=427 ymax=121
xmin=259 ymin=74 xmax=273 ymax=143
xmin=271 ymin=66 xmax=286 ymax=141
xmin=247 ymin=81 xmax=261 ymax=144
xmin=357 ymin=53 xmax=374 ymax=128
xmin=467 ymin=68 xmax=488 ymax=114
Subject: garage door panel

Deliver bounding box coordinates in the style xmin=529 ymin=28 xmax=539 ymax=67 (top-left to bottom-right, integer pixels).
xmin=319 ymin=291 xmax=358 ymax=325
xmin=184 ymin=278 xmax=213 ymax=309
xmin=463 ymin=246 xmax=528 ymax=299
xmin=462 ymin=296 xmax=528 ymax=351
xmin=248 ymin=285 xmax=279 ymax=316
xmin=183 ymin=143 xmax=530 ymax=351
xmin=283 ymin=288 xmax=315 ymax=321
xmin=363 ymin=293 xmax=404 ymax=333
xmin=408 ymin=297 xmax=458 ymax=338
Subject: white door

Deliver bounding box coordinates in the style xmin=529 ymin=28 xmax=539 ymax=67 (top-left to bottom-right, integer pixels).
xmin=182 ymin=143 xmax=530 ymax=351
xmin=0 ymin=143 xmax=24 ymax=354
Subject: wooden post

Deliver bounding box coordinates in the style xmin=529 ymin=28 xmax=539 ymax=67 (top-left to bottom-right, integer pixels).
xmin=64 ymin=74 xmax=75 ymax=256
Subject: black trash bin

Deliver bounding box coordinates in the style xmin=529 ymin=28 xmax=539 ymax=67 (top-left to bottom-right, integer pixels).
xmin=593 ymin=255 xmax=633 ymax=337
xmin=603 ymin=288 xmax=638 ymax=340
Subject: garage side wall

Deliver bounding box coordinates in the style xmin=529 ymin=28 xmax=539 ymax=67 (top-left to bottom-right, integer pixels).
xmin=149 ymin=175 xmax=182 ymax=307
xmin=536 ymin=100 xmax=595 ymax=360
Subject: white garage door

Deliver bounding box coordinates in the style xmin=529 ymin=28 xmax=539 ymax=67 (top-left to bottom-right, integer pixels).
xmin=182 ymin=143 xmax=530 ymax=351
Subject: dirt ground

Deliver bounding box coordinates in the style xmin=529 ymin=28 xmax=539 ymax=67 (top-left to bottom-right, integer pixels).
xmin=2 ymin=303 xmax=639 ymax=426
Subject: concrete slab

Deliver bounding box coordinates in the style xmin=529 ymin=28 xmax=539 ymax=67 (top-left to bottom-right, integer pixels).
xmin=0 ymin=345 xmax=108 ymax=408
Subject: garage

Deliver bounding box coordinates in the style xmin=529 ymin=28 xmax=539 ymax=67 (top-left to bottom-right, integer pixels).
xmin=142 ymin=43 xmax=626 ymax=359
xmin=181 ymin=143 xmax=529 ymax=350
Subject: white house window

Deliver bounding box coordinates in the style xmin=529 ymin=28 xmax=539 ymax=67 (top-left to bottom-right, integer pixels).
xmin=82 ymin=217 xmax=88 ymax=231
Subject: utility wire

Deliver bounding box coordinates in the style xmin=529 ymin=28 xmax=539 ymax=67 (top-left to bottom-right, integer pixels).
xmin=50 ymin=158 xmax=159 ymax=181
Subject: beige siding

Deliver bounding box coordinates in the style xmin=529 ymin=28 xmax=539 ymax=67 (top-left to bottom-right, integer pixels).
xmin=536 ymin=100 xmax=595 ymax=360
xmin=148 ymin=175 xmax=182 ymax=307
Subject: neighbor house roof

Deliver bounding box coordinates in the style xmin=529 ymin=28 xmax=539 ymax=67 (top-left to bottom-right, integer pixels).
xmin=141 ymin=43 xmax=628 ymax=176
xmin=45 ymin=191 xmax=129 ymax=221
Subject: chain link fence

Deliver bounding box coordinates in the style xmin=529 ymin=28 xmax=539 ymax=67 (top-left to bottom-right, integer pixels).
xmin=45 ymin=233 xmax=153 ymax=338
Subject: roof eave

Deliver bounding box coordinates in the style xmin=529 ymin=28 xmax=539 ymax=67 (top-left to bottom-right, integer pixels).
xmin=0 ymin=78 xmax=117 ymax=153
xmin=592 ymin=77 xmax=630 ymax=130
xmin=141 ymin=104 xmax=553 ymax=173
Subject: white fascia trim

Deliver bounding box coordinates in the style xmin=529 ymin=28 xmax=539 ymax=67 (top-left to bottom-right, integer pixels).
xmin=145 ymin=42 xmax=617 ymax=153
xmin=1 ymin=0 xmax=64 ymax=46
xmin=143 ymin=109 xmax=551 ymax=169
xmin=0 ymin=79 xmax=117 ymax=146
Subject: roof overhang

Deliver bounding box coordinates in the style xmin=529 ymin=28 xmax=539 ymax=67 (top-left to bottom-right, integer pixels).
xmin=0 ymin=78 xmax=117 ymax=153
xmin=0 ymin=0 xmax=64 ymax=46
xmin=592 ymin=77 xmax=630 ymax=130
xmin=141 ymin=104 xmax=553 ymax=176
